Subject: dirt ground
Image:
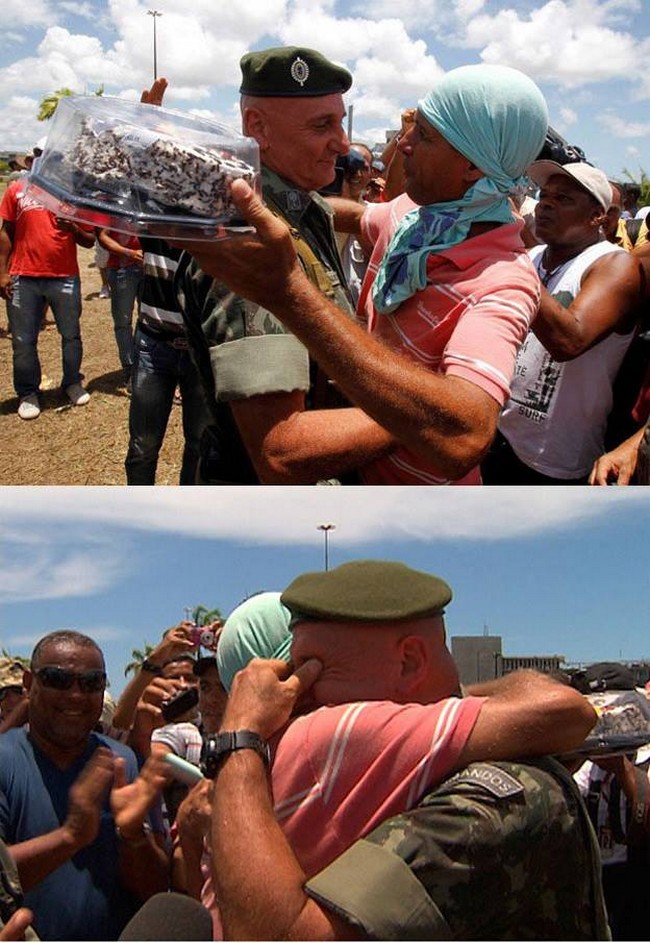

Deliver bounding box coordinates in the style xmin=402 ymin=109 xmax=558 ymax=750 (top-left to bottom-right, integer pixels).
xmin=0 ymin=246 xmax=186 ymax=485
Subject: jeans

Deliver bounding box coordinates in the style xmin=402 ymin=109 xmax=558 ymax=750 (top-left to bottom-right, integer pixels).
xmin=125 ymin=327 xmax=212 ymax=485
xmin=7 ymin=275 xmax=83 ymax=397
xmin=107 ymin=266 xmax=142 ymax=372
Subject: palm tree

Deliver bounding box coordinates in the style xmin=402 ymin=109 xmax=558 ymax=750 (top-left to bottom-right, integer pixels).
xmin=37 ymin=84 xmax=104 ymax=121
xmin=190 ymin=605 xmax=223 ymax=626
xmin=37 ymin=88 xmax=75 ymax=121
xmin=123 ymin=643 xmax=155 ymax=678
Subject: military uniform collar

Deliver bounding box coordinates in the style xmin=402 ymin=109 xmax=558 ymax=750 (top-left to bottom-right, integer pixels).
xmin=261 ymin=165 xmax=333 ymax=222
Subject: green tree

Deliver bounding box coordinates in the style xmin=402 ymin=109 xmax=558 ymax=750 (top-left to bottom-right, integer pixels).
xmin=123 ymin=643 xmax=155 ymax=678
xmin=37 ymin=84 xmax=104 ymax=121
xmin=37 ymin=88 xmax=75 ymax=121
xmin=190 ymin=605 xmax=223 ymax=626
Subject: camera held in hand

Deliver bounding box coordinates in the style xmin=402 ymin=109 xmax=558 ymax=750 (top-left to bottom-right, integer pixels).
xmin=537 ymin=126 xmax=588 ymax=165
xmin=187 ymin=623 xmax=220 ymax=649
xmin=161 ymin=686 xmax=199 ymax=724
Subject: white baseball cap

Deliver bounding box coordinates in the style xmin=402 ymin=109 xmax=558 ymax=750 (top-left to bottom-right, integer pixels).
xmin=527 ymin=160 xmax=612 ymax=212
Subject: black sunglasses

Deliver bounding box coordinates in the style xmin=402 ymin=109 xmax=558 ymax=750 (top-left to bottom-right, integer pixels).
xmin=34 ymin=666 xmax=106 ymax=693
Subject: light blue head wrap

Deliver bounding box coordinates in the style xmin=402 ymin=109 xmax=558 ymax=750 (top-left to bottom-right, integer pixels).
xmin=373 ymin=64 xmax=548 ymax=314
xmin=216 ymin=591 xmax=292 ymax=692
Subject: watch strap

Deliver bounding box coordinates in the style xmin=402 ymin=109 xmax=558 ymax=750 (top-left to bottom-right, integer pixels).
xmin=214 ymin=730 xmax=271 ymax=767
xmin=140 ymin=658 xmax=162 ymax=675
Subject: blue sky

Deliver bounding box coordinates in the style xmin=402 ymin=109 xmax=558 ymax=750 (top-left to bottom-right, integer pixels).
xmin=1 ymin=487 xmax=648 ymax=697
xmin=1 ymin=0 xmax=649 ymax=181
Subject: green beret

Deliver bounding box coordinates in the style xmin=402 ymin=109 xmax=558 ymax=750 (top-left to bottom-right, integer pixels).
xmin=240 ymin=46 xmax=352 ymax=98
xmin=281 ymin=560 xmax=452 ymax=623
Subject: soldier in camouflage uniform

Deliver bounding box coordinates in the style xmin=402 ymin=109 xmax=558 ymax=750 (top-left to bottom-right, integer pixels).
xmin=175 ymin=46 xmax=394 ymax=484
xmin=209 ymin=560 xmax=606 ymax=940
xmin=307 ymin=757 xmax=610 ymax=940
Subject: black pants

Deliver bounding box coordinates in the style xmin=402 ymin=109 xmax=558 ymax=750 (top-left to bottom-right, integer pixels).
xmin=602 ymin=861 xmax=650 ymax=940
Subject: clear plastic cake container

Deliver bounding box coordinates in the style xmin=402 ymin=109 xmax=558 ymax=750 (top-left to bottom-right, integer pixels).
xmin=27 ymin=95 xmax=260 ymax=240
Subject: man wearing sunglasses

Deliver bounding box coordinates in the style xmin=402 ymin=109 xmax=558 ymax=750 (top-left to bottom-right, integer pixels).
xmin=0 ymin=631 xmax=169 ymax=941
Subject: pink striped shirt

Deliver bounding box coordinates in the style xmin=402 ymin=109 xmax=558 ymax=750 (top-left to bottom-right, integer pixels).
xmin=201 ymin=696 xmax=484 ymax=936
xmin=358 ymin=195 xmax=540 ymax=484
xmin=271 ymin=696 xmax=485 ymax=877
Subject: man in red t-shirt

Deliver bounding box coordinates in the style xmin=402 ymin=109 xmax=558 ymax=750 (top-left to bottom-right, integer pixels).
xmin=0 ymin=179 xmax=94 ymax=419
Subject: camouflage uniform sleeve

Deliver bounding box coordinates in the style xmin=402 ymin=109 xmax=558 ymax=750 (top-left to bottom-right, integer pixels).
xmin=306 ymin=759 xmax=611 ymax=941
xmin=307 ymin=837 xmax=450 ymax=940
xmin=176 ymin=252 xmax=310 ymax=403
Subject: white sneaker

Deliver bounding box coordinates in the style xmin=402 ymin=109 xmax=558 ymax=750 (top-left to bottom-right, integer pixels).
xmin=99 ymin=286 xmax=110 ymax=299
xmin=66 ymin=383 xmax=90 ymax=406
xmin=18 ymin=394 xmax=40 ymax=420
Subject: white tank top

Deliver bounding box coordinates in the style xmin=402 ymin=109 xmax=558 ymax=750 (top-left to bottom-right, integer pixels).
xmin=498 ymin=240 xmax=634 ymax=478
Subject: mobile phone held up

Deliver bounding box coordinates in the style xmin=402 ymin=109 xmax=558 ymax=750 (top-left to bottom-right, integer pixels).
xmin=161 ymin=686 xmax=199 ymax=723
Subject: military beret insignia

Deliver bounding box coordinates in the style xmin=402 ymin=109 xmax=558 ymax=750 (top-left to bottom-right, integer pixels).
xmin=290 ymin=56 xmax=310 ymax=87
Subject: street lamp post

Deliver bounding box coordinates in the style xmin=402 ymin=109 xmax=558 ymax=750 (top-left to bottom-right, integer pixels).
xmin=317 ymin=523 xmax=335 ymax=571
xmin=147 ymin=10 xmax=163 ymax=81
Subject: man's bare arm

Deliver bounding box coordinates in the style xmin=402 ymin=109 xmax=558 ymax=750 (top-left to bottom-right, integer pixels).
xmin=231 ymin=391 xmax=395 ymax=484
xmin=112 ymin=755 xmax=170 ymax=900
xmin=180 ymin=182 xmax=500 ymax=479
xmin=531 ymin=252 xmax=642 ymax=361
xmin=0 ymin=225 xmax=14 ymax=299
xmin=323 ymin=197 xmax=365 ymax=236
xmin=211 ymin=659 xmax=356 ymax=941
xmin=462 ymin=670 xmax=596 ymax=764
xmin=113 ymin=622 xmax=196 ymax=730
xmin=589 ymin=425 xmax=644 ymax=485
xmin=9 ymin=748 xmax=115 ymax=891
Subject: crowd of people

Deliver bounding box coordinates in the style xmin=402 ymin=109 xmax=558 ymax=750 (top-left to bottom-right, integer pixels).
xmin=1 ymin=557 xmax=649 ymax=941
xmin=1 ymin=45 xmax=648 ymax=485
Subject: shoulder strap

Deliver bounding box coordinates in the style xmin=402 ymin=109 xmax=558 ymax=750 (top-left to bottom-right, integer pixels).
xmin=265 ymin=203 xmax=339 ymax=300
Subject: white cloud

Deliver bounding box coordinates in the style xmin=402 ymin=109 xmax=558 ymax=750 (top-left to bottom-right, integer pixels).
xmin=0 ymin=1 xmax=648 ymax=187
xmin=598 ymin=112 xmax=650 ymax=137
xmin=559 ymin=107 xmax=577 ymax=126
xmin=0 ymin=487 xmax=646 ymax=550
xmin=459 ymin=1 xmax=647 ymax=88
xmin=0 ymin=525 xmax=129 ymax=603
xmin=2 ymin=2 xmax=54 ymax=29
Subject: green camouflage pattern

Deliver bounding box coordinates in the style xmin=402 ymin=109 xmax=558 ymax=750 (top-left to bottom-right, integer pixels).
xmin=175 ymin=164 xmax=355 ymax=483
xmin=309 ymin=758 xmax=610 ymax=940
xmin=176 ymin=164 xmax=353 ymax=365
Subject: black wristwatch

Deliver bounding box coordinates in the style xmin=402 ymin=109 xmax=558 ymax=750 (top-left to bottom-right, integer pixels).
xmin=202 ymin=730 xmax=271 ymax=778
xmin=140 ymin=658 xmax=162 ymax=675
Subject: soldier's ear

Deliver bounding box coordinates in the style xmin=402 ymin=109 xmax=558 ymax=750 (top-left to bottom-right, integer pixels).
xmin=242 ymin=106 xmax=270 ymax=151
xmin=396 ymin=635 xmax=429 ymax=697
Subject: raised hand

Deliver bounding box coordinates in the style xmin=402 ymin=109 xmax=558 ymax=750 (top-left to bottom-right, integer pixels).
xmin=63 ymin=747 xmax=115 ymax=849
xmin=140 ymin=77 xmax=168 ymax=107
xmin=222 ymin=656 xmax=322 ymax=740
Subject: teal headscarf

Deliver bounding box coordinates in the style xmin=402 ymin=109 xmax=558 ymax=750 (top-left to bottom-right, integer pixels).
xmin=216 ymin=591 xmax=292 ymax=692
xmin=372 ymin=64 xmax=548 ymax=314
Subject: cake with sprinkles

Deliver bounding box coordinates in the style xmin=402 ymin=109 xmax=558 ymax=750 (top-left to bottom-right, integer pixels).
xmin=65 ymin=120 xmax=256 ymax=218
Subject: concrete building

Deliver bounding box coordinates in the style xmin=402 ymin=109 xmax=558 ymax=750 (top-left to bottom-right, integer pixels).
xmin=451 ymin=633 xmax=649 ymax=688
xmin=451 ymin=633 xmax=565 ymax=685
